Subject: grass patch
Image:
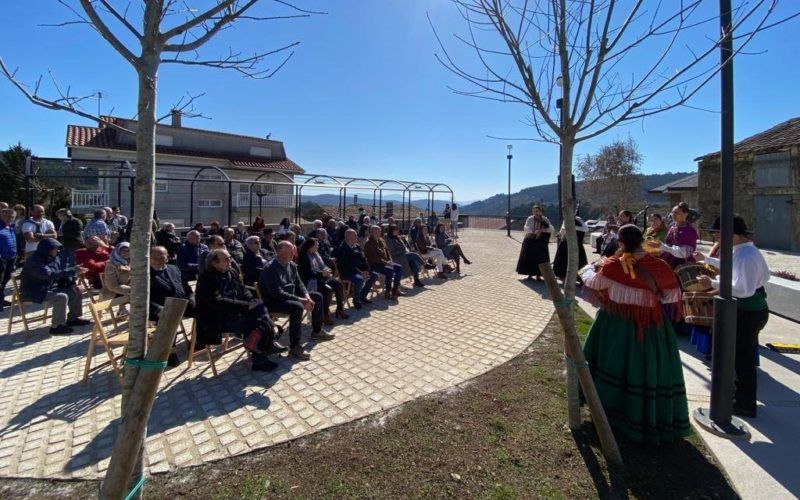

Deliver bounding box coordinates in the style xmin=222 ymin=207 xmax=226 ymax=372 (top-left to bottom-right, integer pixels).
xmin=574 ymin=303 xmax=595 ymax=341
xmin=0 ymin=314 xmax=734 ymax=499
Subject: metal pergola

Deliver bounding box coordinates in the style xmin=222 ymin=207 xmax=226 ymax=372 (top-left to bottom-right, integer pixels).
xmin=25 ymin=157 xmax=454 ymax=229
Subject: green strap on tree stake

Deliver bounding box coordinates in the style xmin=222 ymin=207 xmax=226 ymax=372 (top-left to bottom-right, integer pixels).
xmin=123 ymin=357 xmax=167 ymax=370
xmin=123 ymin=475 xmax=145 ymax=500
xmin=565 ymin=355 xmax=589 ymax=370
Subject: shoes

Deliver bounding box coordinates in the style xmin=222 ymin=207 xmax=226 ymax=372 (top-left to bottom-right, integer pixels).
xmin=393 ymin=288 xmax=406 ymax=296
xmin=464 ymin=259 xmax=472 ymax=265
xmin=353 ymin=302 xmax=363 ymax=310
xmin=436 ymin=272 xmax=448 ymax=279
xmin=413 ymin=281 xmax=425 ymax=288
xmin=289 ymin=346 xmax=311 ymax=361
xmin=732 ymin=403 xmax=757 ymax=418
xmin=322 ymin=314 xmax=334 ymax=326
xmin=335 ymin=309 xmax=349 ymax=319
xmin=167 ymin=352 xmax=181 ymax=368
xmin=384 ymin=290 xmax=393 ymax=300
xmin=359 ymin=295 xmax=372 ymax=304
xmin=49 ymin=324 xmax=74 ymax=335
xmin=423 ymin=263 xmax=437 ymax=270
xmin=66 ymin=318 xmax=91 ymax=327
xmin=311 ymin=330 xmax=335 ymax=341
xmin=1 ymin=299 xmax=11 ymax=307
xmin=267 ymin=341 xmax=288 ymax=354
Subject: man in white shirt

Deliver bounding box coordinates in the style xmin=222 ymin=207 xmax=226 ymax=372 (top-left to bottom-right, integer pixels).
xmin=695 ymin=215 xmax=770 ymax=418
xmin=22 ymin=204 xmax=57 ymax=254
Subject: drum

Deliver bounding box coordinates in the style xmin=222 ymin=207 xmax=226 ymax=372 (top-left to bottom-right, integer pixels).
xmin=674 ymin=263 xmax=716 ymax=292
xmin=683 ymin=291 xmax=715 ymax=326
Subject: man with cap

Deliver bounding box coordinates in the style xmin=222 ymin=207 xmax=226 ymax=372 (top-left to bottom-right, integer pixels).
xmin=695 ymin=215 xmax=770 ymax=418
xmin=20 ymin=238 xmax=90 ymax=334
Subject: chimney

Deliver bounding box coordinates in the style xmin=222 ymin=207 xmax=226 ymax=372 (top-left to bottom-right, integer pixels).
xmin=171 ymin=109 xmax=182 ymax=127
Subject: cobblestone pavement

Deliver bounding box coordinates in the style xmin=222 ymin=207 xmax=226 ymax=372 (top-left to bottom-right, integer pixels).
xmin=0 ymin=229 xmax=553 ymax=479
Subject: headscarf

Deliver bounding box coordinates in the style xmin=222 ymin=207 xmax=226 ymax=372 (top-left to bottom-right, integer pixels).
xmin=110 ymin=242 xmax=130 ymax=266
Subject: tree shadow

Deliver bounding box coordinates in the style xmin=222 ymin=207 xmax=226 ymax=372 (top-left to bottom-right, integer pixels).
xmin=571 ymin=422 xmax=739 ymax=499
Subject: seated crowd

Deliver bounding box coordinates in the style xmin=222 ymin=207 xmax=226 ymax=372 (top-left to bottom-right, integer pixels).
xmin=1 ymin=203 xmax=470 ymax=373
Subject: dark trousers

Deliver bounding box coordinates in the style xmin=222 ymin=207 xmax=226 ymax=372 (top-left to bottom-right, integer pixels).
xmin=0 ymin=258 xmax=14 ymax=309
xmin=319 ymin=278 xmax=345 ymax=313
xmin=344 ymin=271 xmax=378 ymax=304
xmin=407 ymin=253 xmax=423 ymax=282
xmin=595 ymin=236 xmax=604 ymax=254
xmin=267 ymin=291 xmax=323 ymax=347
xmin=371 ymin=263 xmax=404 ymax=291
xmin=734 ymin=307 xmax=769 ymax=411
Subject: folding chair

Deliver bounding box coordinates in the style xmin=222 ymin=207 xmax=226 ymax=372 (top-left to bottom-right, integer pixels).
xmin=186 ymin=318 xmax=245 ymax=377
xmin=254 ymin=282 xmax=296 ymax=333
xmin=78 ymin=273 xmax=100 ymax=305
xmin=82 ymin=295 xmax=135 ymax=383
xmin=6 ymin=273 xmax=50 ymax=334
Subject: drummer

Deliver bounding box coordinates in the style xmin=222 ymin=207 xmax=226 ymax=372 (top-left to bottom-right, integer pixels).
xmin=694 ymin=215 xmax=770 ymax=418
xmin=660 ymin=202 xmax=698 ymax=269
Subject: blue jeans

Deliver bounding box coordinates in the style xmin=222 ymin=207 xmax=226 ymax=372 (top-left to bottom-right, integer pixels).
xmin=407 ymin=253 xmax=423 ymax=281
xmin=371 ymin=263 xmax=404 ymax=291
xmin=345 ymin=271 xmax=378 ymax=304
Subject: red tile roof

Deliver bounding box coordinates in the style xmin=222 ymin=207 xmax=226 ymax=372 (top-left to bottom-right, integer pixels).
xmin=66 ymin=124 xmax=304 ymax=174
xmin=696 ymin=117 xmax=800 ymax=161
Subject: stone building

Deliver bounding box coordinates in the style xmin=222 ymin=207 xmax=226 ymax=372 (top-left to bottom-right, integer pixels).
xmin=696 ymin=117 xmax=800 ymax=251
xmin=648 ymin=173 xmax=698 ymax=210
xmin=65 ymin=113 xmax=304 ymax=227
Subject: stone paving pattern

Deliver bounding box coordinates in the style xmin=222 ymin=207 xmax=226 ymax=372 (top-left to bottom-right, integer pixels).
xmin=0 ymin=230 xmax=553 ymax=479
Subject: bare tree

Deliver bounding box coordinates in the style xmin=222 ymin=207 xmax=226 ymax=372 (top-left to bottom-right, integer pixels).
xmin=432 ymin=0 xmax=798 ymax=435
xmin=2 ymin=1 xmax=319 ymax=496
xmin=576 ymin=136 xmax=643 ymax=212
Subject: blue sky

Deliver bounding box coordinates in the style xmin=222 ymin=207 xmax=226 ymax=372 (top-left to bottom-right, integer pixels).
xmin=1 ymin=1 xmax=799 ymax=202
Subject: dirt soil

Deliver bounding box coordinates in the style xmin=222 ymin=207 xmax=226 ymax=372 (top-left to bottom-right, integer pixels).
xmin=0 ymin=314 xmax=737 ymax=499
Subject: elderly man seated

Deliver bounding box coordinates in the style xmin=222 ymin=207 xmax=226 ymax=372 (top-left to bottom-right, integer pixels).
xmin=21 ymin=238 xmax=90 ymax=335
xmin=223 ymin=227 xmax=245 ymax=264
xmin=357 ymin=216 xmax=371 ymax=246
xmin=308 ymin=219 xmax=324 ymax=239
xmin=364 ymin=225 xmax=405 ymax=300
xmin=150 ymin=245 xmax=196 ymax=366
xmin=196 ymin=248 xmax=285 ymax=371
xmin=75 ymin=236 xmax=110 ymax=288
xmin=155 ymin=223 xmax=181 ymax=262
xmin=177 ymin=229 xmax=208 ymax=282
xmin=259 ymin=241 xmax=334 ymax=361
xmin=243 ymin=235 xmax=272 ymax=286
xmin=332 ymin=229 xmax=377 ymax=309
xmin=199 ymin=235 xmax=240 ymax=277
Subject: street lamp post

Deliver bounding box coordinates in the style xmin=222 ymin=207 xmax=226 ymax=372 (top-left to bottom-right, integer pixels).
xmin=692 ymin=0 xmax=747 ymax=439
xmin=506 ymin=144 xmax=513 ymax=237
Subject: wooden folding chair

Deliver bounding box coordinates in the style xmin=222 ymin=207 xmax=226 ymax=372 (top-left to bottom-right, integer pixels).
xmin=186 ymin=318 xmax=245 ymax=377
xmin=78 ymin=273 xmax=100 ymax=304
xmin=82 ymin=295 xmax=134 ymax=383
xmin=254 ymin=282 xmax=295 ymax=333
xmin=6 ymin=274 xmax=50 ymax=334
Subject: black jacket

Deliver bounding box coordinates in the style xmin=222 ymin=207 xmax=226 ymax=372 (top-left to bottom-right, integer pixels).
xmin=59 ymin=217 xmax=84 ymax=249
xmin=21 ymin=239 xmax=77 ymax=303
xmin=149 ymin=264 xmax=194 ymax=321
xmin=225 ymin=239 xmax=245 ymax=264
xmin=258 ymin=258 xmax=307 ymax=303
xmin=155 ymin=229 xmax=181 ymax=259
xmin=332 ymin=243 xmax=368 ymax=277
xmin=195 ymin=267 xmax=252 ymax=345
xmin=243 ymin=246 xmax=271 ymax=286
xmin=297 ymin=251 xmax=327 ymax=286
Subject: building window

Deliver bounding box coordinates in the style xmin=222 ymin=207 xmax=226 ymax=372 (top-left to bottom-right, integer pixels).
xmin=249 ymin=146 xmax=272 ymax=158
xmin=155 ymin=134 xmax=174 ymax=147
xmin=755 ymin=151 xmax=791 ymax=187
xmin=155 ymin=181 xmax=168 ymax=193
xmin=197 ymin=199 xmax=223 ymax=208
xmin=197 ymin=173 xmax=224 ymax=180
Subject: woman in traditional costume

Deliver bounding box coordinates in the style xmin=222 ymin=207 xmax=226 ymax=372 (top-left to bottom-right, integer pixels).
xmin=552 ymin=216 xmax=588 ymax=283
xmin=581 ymin=224 xmax=691 ymax=445
xmin=660 ymin=202 xmax=698 ymax=269
xmin=516 ymin=205 xmax=552 ymax=281
xmin=644 ymin=213 xmax=668 ymax=242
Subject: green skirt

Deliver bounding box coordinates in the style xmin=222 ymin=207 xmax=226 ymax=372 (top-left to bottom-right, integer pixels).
xmin=583 ymin=310 xmax=692 ymax=445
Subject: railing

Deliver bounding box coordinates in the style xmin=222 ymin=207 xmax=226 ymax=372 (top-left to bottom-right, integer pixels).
xmin=460 ymin=214 xmax=526 ymax=231
xmin=236 ymin=193 xmax=296 ymax=209
xmin=71 ymin=191 xmax=108 ymax=209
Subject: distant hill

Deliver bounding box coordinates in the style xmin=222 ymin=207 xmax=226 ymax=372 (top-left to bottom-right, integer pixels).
xmin=301 ymin=194 xmax=459 ymax=213
xmin=461 ymin=172 xmax=693 ymax=215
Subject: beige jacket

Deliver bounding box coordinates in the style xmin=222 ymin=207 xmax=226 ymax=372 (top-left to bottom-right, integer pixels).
xmin=100 ymin=261 xmax=131 ymax=299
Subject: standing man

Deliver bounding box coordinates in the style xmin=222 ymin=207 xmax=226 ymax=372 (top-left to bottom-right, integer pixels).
xmin=259 ymin=241 xmax=334 ymax=361
xmin=696 ymin=216 xmax=770 ymax=418
xmin=22 ymin=205 xmax=58 ymax=256
xmin=0 ymin=208 xmax=17 ymax=310
xmin=84 ymin=208 xmax=111 ymax=244
xmin=108 ymin=206 xmax=128 ymax=242
xmin=56 ymin=209 xmax=84 ymax=267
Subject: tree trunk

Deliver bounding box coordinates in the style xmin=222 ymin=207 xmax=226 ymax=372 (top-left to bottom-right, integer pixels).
xmin=560 ymin=137 xmax=581 ymax=429
xmin=116 ymin=5 xmax=163 ymax=495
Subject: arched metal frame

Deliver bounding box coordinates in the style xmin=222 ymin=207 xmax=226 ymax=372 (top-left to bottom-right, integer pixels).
xmin=188 ymin=166 xmax=232 ymax=227
xmin=26 ymin=157 xmax=456 ymax=230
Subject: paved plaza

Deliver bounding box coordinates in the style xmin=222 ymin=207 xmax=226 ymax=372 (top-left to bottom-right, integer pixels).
xmin=0 ymin=229 xmax=553 ymax=480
